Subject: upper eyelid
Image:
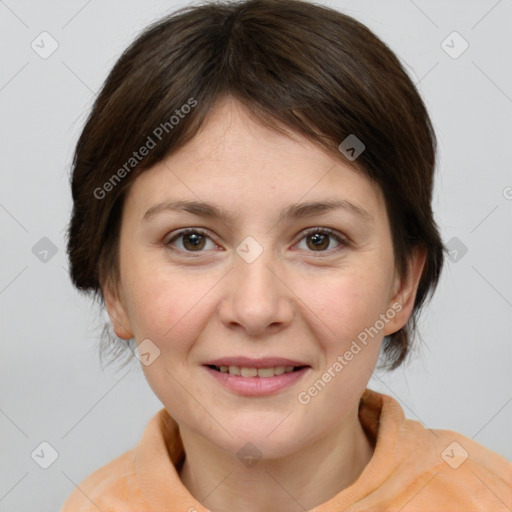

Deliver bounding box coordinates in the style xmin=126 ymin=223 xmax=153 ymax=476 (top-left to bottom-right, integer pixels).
xmin=167 ymin=227 xmax=217 ymax=242
xmin=300 ymin=226 xmax=346 ymax=240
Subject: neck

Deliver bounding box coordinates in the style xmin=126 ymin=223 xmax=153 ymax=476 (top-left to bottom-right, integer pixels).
xmin=178 ymin=404 xmax=374 ymax=512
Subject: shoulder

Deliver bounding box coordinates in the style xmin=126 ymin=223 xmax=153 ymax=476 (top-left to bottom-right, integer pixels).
xmin=359 ymin=390 xmax=512 ymax=510
xmin=59 ymin=448 xmax=152 ymax=512
xmin=58 ymin=408 xmax=184 ymax=511
xmin=413 ymin=427 xmax=512 ymax=510
xmin=389 ymin=402 xmax=512 ymax=509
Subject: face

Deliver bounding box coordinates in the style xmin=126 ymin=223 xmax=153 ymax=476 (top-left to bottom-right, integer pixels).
xmin=105 ymin=98 xmax=423 ymax=458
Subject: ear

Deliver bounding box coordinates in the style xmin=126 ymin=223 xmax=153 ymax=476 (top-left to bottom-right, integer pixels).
xmin=383 ymin=246 xmax=427 ymax=336
xmin=102 ymin=277 xmax=134 ymax=340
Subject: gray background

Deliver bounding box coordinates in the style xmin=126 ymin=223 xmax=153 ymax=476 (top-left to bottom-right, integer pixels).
xmin=1 ymin=0 xmax=511 ymax=510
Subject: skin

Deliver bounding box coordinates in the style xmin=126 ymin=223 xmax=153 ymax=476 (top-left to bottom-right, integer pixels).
xmin=104 ymin=97 xmax=426 ymax=512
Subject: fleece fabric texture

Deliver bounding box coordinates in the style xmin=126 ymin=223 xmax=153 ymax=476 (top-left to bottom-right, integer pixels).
xmin=60 ymin=389 xmax=512 ymax=511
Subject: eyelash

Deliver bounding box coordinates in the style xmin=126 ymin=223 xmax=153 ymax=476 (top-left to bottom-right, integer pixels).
xmin=165 ymin=227 xmax=349 ymax=256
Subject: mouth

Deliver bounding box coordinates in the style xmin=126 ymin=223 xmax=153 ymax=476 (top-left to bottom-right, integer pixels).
xmin=201 ymin=357 xmax=311 ymax=396
xmin=205 ymin=364 xmax=307 ymax=378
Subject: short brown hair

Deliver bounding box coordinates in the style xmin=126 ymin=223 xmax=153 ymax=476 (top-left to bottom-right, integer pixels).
xmin=67 ymin=0 xmax=444 ymax=369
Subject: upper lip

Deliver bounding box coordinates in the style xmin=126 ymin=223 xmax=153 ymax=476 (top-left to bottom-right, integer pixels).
xmin=203 ymin=357 xmax=309 ymax=368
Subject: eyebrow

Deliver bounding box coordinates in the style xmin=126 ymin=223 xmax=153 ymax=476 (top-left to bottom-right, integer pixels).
xmin=143 ymin=198 xmax=373 ymax=225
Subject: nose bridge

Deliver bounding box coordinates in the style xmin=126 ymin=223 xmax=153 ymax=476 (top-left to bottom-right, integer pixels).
xmin=236 ymin=251 xmax=277 ymax=301
xmin=221 ymin=241 xmax=293 ymax=334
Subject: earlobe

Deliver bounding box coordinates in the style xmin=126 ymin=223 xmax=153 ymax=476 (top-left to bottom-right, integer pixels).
xmin=383 ymin=247 xmax=427 ymax=336
xmin=102 ymin=278 xmax=134 ymax=340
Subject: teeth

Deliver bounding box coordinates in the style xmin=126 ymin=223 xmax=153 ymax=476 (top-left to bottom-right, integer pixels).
xmin=257 ymin=367 xmax=275 ymax=378
xmin=228 ymin=365 xmax=240 ymax=375
xmin=241 ymin=367 xmax=258 ymax=377
xmin=217 ymin=365 xmax=298 ymax=377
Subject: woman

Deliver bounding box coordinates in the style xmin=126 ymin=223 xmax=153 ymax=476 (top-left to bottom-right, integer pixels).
xmin=61 ymin=0 xmax=512 ymax=510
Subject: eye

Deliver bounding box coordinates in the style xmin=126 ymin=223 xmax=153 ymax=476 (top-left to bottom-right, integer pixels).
xmin=296 ymin=227 xmax=348 ymax=253
xmin=166 ymin=229 xmax=219 ymax=253
xmin=165 ymin=227 xmax=348 ymax=255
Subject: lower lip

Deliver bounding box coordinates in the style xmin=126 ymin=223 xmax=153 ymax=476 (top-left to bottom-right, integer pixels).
xmin=203 ymin=366 xmax=311 ymax=396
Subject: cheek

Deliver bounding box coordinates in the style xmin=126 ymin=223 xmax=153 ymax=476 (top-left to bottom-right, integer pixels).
xmin=123 ymin=264 xmax=219 ymax=349
xmin=122 ymin=268 xmax=220 ymax=416
xmin=297 ymin=266 xmax=393 ymax=350
xmin=293 ymin=269 xmax=390 ymax=431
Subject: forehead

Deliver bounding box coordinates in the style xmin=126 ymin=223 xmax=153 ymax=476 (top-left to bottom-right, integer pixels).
xmin=124 ymin=98 xmax=386 ymax=222
xmin=171 ymin=98 xmax=338 ymax=179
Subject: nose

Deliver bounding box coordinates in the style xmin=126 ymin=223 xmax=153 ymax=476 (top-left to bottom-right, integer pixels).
xmin=218 ymin=250 xmax=294 ymax=337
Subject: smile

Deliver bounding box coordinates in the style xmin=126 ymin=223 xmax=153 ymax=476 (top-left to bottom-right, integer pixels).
xmin=207 ymin=365 xmax=305 ymax=378
xmin=202 ymin=361 xmax=311 ymax=396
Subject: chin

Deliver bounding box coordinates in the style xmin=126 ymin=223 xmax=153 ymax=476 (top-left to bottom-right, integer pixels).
xmin=210 ymin=413 xmax=306 ymax=459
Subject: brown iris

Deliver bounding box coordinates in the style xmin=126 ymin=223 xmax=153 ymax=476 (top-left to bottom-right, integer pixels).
xmin=182 ymin=232 xmax=206 ymax=251
xmin=306 ymin=232 xmax=330 ymax=251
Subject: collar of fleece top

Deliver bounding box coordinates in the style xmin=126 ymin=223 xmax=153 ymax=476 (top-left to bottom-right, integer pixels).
xmin=61 ymin=389 xmax=512 ymax=511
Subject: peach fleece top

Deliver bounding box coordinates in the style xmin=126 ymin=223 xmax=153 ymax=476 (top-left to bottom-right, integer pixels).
xmin=60 ymin=389 xmax=512 ymax=511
